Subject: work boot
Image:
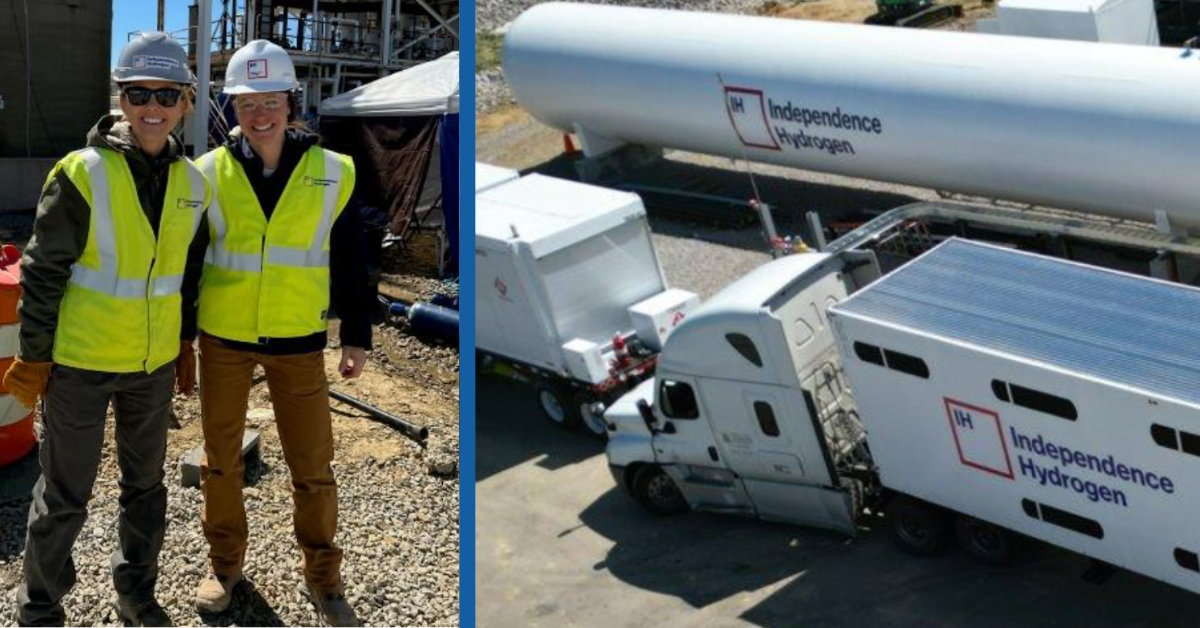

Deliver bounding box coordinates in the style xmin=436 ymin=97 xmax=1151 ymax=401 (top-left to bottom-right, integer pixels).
xmin=303 ymin=584 xmax=360 ymax=627
xmin=194 ymin=572 xmax=242 ymax=613
xmin=114 ymin=597 xmax=173 ymax=627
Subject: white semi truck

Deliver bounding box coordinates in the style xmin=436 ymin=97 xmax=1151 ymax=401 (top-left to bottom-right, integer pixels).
xmin=476 ymin=168 xmax=699 ymax=436
xmin=605 ymin=234 xmax=1200 ymax=595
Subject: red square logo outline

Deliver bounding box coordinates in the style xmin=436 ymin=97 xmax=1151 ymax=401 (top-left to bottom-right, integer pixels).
xmin=944 ymin=397 xmax=1014 ymax=480
xmin=723 ymin=86 xmax=781 ymax=151
xmin=247 ymin=59 xmax=269 ymax=80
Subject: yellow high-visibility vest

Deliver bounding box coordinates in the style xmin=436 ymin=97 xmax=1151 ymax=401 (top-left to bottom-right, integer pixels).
xmin=52 ymin=147 xmax=209 ymax=372
xmin=196 ymin=145 xmax=355 ymax=343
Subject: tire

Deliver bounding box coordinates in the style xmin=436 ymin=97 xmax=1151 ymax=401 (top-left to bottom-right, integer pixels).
xmin=535 ymin=383 xmax=581 ymax=429
xmin=955 ymin=515 xmax=1024 ymax=567
xmin=577 ymin=395 xmax=609 ymax=440
xmin=886 ymin=495 xmax=951 ymax=557
xmin=631 ymin=466 xmax=689 ymax=516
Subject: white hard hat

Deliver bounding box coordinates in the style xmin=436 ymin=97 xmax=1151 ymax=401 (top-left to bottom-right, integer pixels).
xmin=113 ymin=32 xmax=194 ymax=84
xmin=223 ymin=40 xmax=298 ymax=94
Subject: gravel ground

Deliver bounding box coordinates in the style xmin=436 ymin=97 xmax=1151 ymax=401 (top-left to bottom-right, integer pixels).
xmin=0 ymin=244 xmax=459 ymax=626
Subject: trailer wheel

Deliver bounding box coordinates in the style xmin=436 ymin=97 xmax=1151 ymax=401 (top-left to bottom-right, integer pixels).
xmin=886 ymin=496 xmax=951 ymax=556
xmin=632 ymin=466 xmax=688 ymax=516
xmin=535 ymin=383 xmax=581 ymax=429
xmin=578 ymin=396 xmax=610 ymax=440
xmin=955 ymin=515 xmax=1023 ymax=567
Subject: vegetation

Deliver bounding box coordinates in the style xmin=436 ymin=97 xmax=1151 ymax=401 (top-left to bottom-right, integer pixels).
xmin=478 ymin=32 xmax=504 ymax=73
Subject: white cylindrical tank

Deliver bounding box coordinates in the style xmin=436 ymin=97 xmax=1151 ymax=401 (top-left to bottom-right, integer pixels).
xmin=504 ymin=3 xmax=1200 ymax=229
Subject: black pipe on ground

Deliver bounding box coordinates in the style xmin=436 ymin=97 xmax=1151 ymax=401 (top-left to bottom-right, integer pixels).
xmin=330 ymin=389 xmax=429 ymax=444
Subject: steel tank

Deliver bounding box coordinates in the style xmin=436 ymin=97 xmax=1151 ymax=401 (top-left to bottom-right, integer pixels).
xmin=504 ymin=3 xmax=1200 ymax=229
xmin=0 ymin=0 xmax=111 ymax=158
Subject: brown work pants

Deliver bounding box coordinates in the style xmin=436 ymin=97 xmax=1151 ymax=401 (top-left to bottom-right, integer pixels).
xmin=197 ymin=333 xmax=343 ymax=594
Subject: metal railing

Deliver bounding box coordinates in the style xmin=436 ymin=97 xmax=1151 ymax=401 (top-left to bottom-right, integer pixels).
xmin=129 ymin=12 xmax=458 ymax=64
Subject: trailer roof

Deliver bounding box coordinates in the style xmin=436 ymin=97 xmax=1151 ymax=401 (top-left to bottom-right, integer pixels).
xmin=832 ymin=238 xmax=1200 ymax=408
xmin=475 ymin=161 xmax=519 ymax=194
xmin=475 ymin=174 xmax=646 ymax=257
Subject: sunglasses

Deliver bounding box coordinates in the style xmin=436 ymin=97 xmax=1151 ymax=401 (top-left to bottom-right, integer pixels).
xmin=122 ymin=87 xmax=184 ymax=108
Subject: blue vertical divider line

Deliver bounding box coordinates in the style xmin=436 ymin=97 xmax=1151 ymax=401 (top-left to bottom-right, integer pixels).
xmin=459 ymin=0 xmax=476 ymax=625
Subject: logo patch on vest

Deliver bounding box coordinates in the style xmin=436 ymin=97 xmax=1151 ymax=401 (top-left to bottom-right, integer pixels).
xmin=176 ymin=199 xmax=204 ymax=209
xmin=303 ymin=176 xmax=337 ymax=187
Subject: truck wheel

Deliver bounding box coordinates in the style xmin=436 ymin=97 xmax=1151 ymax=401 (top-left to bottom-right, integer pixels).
xmin=886 ymin=496 xmax=951 ymax=556
xmin=955 ymin=515 xmax=1023 ymax=567
xmin=578 ymin=396 xmax=609 ymax=440
xmin=632 ymin=466 xmax=689 ymax=516
xmin=535 ymin=383 xmax=581 ymax=429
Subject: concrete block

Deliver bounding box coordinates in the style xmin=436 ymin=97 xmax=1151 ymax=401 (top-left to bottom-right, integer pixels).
xmin=179 ymin=430 xmax=260 ymax=489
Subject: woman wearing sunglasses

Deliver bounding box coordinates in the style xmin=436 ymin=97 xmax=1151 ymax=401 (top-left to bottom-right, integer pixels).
xmin=187 ymin=40 xmax=368 ymax=627
xmin=6 ymin=32 xmax=208 ymax=626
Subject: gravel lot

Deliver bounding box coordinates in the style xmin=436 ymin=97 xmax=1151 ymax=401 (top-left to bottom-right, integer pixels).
xmin=0 ymin=242 xmax=459 ymax=626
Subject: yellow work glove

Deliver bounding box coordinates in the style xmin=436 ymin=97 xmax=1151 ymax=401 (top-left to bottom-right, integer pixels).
xmin=176 ymin=340 xmax=197 ymax=396
xmin=4 ymin=357 xmax=52 ymax=408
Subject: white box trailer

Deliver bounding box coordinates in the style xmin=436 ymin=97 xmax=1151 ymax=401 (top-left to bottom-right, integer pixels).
xmin=476 ymin=173 xmax=698 ymax=436
xmin=605 ymin=235 xmax=1200 ymax=596
xmin=475 ymin=161 xmax=519 ymax=193
xmin=995 ymin=0 xmax=1159 ymax=45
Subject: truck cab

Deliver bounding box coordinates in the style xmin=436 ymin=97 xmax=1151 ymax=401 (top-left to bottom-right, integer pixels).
xmin=605 ymin=250 xmax=880 ymax=535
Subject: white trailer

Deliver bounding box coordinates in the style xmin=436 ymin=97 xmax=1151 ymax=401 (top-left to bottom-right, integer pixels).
xmin=605 ymin=233 xmax=1200 ymax=594
xmin=504 ymin=3 xmax=1200 ymax=232
xmin=992 ymin=0 xmax=1160 ymax=46
xmin=475 ymin=161 xmax=519 ymax=194
xmin=476 ymin=172 xmax=698 ymax=436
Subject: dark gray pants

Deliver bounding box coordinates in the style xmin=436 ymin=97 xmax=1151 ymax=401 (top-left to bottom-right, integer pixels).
xmin=17 ymin=363 xmax=174 ymax=626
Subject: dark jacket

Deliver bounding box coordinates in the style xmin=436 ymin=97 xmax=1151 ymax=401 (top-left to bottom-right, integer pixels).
xmin=182 ymin=127 xmax=374 ymax=354
xmin=17 ymin=115 xmax=195 ymax=362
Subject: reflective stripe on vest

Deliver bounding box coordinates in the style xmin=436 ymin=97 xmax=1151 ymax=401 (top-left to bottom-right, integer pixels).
xmin=70 ymin=149 xmax=206 ymax=298
xmin=196 ymin=145 xmax=353 ymax=342
xmin=53 ymin=147 xmax=208 ymax=372
xmin=201 ymin=150 xmax=343 ymax=273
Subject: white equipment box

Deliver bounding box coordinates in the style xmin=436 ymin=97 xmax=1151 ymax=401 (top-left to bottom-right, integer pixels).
xmin=476 ymin=174 xmax=671 ymax=382
xmin=475 ymin=161 xmax=520 ymax=194
xmin=991 ymin=0 xmax=1159 ymax=45
xmin=830 ymin=239 xmax=1200 ymax=595
xmin=628 ymin=289 xmax=701 ymax=352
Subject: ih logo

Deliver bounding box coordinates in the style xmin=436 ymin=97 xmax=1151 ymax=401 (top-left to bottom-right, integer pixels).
xmin=247 ymin=59 xmax=269 ymax=79
xmin=723 ymin=85 xmax=780 ymax=151
xmin=945 ymin=398 xmax=1014 ymax=480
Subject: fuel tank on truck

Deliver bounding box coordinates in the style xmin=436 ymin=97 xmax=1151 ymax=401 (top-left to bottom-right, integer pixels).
xmin=504 ymin=3 xmax=1200 ymax=230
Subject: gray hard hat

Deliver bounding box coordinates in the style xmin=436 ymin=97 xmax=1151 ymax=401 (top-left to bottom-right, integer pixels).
xmin=112 ymin=32 xmax=194 ymax=84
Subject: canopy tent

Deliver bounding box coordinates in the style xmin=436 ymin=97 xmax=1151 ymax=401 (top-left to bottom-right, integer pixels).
xmin=320 ymin=52 xmax=460 ymax=117
xmin=319 ymin=51 xmax=460 ymax=274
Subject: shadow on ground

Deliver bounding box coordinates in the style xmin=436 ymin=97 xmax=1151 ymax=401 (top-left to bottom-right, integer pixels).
xmin=518 ymin=152 xmax=923 ymax=252
xmin=578 ymin=485 xmax=1200 ymax=628
xmin=475 ymin=374 xmax=602 ymax=483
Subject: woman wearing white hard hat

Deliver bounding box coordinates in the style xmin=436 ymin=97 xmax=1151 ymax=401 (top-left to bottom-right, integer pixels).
xmin=187 ymin=40 xmax=370 ymax=627
xmin=9 ymin=32 xmax=208 ymax=626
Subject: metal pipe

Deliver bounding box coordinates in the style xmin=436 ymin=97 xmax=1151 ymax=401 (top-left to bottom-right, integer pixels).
xmin=330 ymin=389 xmax=429 ymax=443
xmin=193 ymin=0 xmax=213 ymax=158
xmin=382 ymin=0 xmax=394 ymax=68
xmin=390 ymin=302 xmax=459 ymax=340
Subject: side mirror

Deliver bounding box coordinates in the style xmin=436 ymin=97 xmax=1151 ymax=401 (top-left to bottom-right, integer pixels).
xmin=636 ymin=399 xmax=657 ymax=434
